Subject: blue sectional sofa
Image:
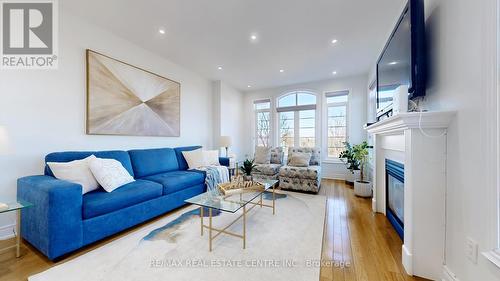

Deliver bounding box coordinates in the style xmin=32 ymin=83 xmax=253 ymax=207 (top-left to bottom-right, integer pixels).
xmin=17 ymin=146 xmax=229 ymax=260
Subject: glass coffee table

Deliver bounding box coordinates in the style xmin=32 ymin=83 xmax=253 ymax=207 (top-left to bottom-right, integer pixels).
xmin=0 ymin=200 xmax=33 ymax=257
xmin=185 ymin=179 xmax=278 ymax=251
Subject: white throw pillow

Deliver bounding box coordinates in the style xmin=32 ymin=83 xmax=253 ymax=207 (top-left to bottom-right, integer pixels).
xmin=254 ymin=146 xmax=271 ymax=164
xmin=47 ymin=155 xmax=100 ymax=194
xmin=88 ymin=157 xmax=135 ymax=192
xmin=289 ymin=152 xmax=312 ymax=167
xmin=182 ymin=149 xmax=206 ymax=169
xmin=203 ymin=150 xmax=220 ymax=166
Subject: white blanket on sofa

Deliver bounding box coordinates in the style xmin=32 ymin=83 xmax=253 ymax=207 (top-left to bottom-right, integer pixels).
xmin=197 ymin=165 xmax=229 ymax=193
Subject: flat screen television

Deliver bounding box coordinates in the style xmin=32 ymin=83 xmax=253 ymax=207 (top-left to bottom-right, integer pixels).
xmin=376 ymin=0 xmax=426 ymax=119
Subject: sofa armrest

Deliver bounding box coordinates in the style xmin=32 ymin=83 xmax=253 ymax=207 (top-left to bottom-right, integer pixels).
xmin=219 ymin=157 xmax=230 ymax=167
xmin=17 ymin=175 xmax=83 ymax=260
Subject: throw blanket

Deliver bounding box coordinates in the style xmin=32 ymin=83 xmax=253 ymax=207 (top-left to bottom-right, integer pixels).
xmin=198 ymin=165 xmax=230 ymax=193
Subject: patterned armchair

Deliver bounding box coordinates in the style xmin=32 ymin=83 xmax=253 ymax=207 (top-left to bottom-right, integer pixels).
xmin=279 ymin=147 xmax=321 ymax=193
xmin=251 ymin=147 xmax=284 ymax=181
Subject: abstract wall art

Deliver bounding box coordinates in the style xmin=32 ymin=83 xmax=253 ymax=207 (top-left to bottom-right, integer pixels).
xmin=86 ymin=50 xmax=180 ymax=137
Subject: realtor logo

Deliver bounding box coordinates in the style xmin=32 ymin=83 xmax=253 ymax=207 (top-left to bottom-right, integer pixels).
xmin=1 ymin=0 xmax=58 ymax=69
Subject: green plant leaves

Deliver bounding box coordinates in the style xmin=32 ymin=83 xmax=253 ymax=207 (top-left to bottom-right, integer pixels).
xmin=339 ymin=142 xmax=360 ymax=170
xmin=239 ymin=158 xmax=256 ymax=176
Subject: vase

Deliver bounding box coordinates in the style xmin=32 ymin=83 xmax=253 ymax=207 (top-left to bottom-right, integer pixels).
xmin=354 ymin=180 xmax=372 ymax=197
xmin=353 ymin=170 xmax=361 ymax=182
xmin=345 ymin=170 xmax=354 ymax=184
xmin=243 ymin=174 xmax=253 ymax=182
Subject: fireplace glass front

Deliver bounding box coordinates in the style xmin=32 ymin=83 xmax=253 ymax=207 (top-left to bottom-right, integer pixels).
xmin=385 ymin=159 xmax=404 ymax=240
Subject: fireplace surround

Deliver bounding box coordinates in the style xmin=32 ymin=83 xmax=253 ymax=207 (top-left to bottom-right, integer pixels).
xmin=366 ymin=111 xmax=455 ymax=280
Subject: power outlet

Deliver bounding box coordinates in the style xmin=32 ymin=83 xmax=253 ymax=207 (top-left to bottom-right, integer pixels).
xmin=465 ymin=237 xmax=478 ymax=264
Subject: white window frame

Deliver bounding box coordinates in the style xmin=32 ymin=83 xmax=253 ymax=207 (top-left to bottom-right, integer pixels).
xmin=323 ymin=90 xmax=349 ymax=161
xmin=276 ymin=91 xmax=318 ymax=150
xmin=253 ymin=99 xmax=272 ymax=147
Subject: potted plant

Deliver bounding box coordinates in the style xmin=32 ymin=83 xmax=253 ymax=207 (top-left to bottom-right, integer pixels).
xmin=240 ymin=159 xmax=256 ymax=181
xmin=352 ymin=141 xmax=373 ymax=197
xmin=339 ymin=142 xmax=360 ymax=185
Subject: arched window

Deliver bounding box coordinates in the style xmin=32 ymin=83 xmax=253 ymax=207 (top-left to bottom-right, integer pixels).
xmin=278 ymin=92 xmax=317 ymax=107
xmin=277 ymin=91 xmax=317 ymax=151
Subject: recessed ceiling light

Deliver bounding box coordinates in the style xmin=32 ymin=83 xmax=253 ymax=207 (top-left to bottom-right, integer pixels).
xmin=279 ymin=69 xmax=284 ymax=73
xmin=251 ymin=35 xmax=257 ymax=40
xmin=389 ymin=61 xmax=398 ymax=65
xmin=158 ymin=28 xmax=166 ymax=35
xmin=332 ymin=71 xmax=337 ymax=75
xmin=331 ymin=39 xmax=338 ymax=44
xmin=217 ymin=66 xmax=223 ymax=70
xmin=247 ymin=85 xmax=252 ymax=88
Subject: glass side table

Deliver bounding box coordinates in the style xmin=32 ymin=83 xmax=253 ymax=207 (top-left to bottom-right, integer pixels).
xmin=0 ymin=200 xmax=33 ymax=257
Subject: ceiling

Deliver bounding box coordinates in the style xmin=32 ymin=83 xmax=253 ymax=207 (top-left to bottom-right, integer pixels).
xmin=62 ymin=0 xmax=405 ymax=91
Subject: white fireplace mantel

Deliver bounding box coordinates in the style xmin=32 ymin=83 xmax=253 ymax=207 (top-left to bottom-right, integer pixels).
xmin=365 ymin=110 xmax=456 ymax=280
xmin=365 ymin=111 xmax=456 ymax=135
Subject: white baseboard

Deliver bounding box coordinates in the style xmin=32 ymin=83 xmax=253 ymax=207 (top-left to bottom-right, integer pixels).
xmin=402 ymin=244 xmax=413 ymax=275
xmin=0 ymin=223 xmax=16 ymax=240
xmin=442 ymin=265 xmax=459 ymax=281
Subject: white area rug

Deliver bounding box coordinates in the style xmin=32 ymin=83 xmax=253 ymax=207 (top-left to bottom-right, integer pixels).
xmin=30 ymin=191 xmax=326 ymax=281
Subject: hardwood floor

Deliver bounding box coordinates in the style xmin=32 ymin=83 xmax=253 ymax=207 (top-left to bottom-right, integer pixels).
xmin=0 ymin=179 xmax=427 ymax=281
xmin=319 ymin=179 xmax=427 ymax=281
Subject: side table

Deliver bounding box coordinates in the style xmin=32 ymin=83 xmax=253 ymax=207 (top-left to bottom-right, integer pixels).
xmin=0 ymin=200 xmax=33 ymax=257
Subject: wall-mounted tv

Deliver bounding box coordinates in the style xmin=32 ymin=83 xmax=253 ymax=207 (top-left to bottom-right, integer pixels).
xmin=376 ymin=0 xmax=426 ymax=119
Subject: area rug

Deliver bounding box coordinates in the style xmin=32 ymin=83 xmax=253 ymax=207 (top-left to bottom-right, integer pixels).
xmin=30 ymin=191 xmax=326 ymax=281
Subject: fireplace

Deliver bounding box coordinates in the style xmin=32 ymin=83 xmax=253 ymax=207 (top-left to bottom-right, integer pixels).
xmin=366 ymin=111 xmax=452 ymax=279
xmin=385 ymin=159 xmax=404 ymax=240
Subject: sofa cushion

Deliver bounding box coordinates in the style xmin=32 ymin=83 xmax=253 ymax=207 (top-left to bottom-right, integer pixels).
xmin=288 ymin=152 xmax=312 ymax=167
xmin=88 ymin=157 xmax=135 ymax=192
xmin=254 ymin=146 xmax=271 ymax=164
xmin=45 ymin=151 xmax=134 ymax=178
xmin=129 ymin=148 xmax=179 ymax=178
xmin=279 ymin=165 xmax=321 ymax=180
xmin=203 ymin=150 xmax=220 ymax=166
xmin=181 ymin=149 xmax=205 ymax=169
xmin=47 ymin=155 xmax=100 ymax=194
xmin=287 ymin=147 xmax=321 ymax=166
xmin=253 ymin=164 xmax=281 ymax=176
xmin=270 ymin=147 xmax=284 ymax=164
xmin=279 ymin=177 xmax=321 ymax=193
xmin=174 ymin=146 xmax=202 ymax=170
xmin=144 ymin=171 xmax=205 ymax=195
xmin=82 ymin=179 xmax=163 ymax=219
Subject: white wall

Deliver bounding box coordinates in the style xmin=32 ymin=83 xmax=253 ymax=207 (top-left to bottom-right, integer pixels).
xmin=212 ymin=81 xmax=245 ymax=160
xmin=422 ymin=0 xmax=500 ymax=280
xmin=242 ymin=75 xmax=368 ymax=179
xmin=0 ymin=9 xmax=215 ymax=237
xmin=366 ymin=0 xmax=500 ymax=280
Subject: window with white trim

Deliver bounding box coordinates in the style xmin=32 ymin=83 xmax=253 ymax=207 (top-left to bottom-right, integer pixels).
xmin=254 ymin=99 xmax=271 ymax=147
xmin=325 ymin=90 xmax=349 ymax=158
xmin=277 ymin=91 xmax=317 ymax=152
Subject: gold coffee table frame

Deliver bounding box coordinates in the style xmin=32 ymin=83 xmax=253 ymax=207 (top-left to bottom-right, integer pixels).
xmin=197 ymin=182 xmax=277 ymax=251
